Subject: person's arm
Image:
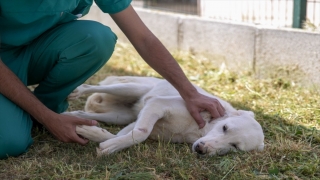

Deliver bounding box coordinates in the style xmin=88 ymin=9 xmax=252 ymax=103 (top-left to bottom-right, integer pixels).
xmin=0 ymin=60 xmax=97 ymax=144
xmin=110 ymin=5 xmax=225 ymax=128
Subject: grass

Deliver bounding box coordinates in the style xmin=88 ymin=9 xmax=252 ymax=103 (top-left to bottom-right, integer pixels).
xmin=1 ymin=42 xmax=319 ymax=180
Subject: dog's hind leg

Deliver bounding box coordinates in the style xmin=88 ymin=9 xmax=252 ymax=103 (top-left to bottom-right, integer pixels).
xmin=97 ymin=96 xmax=180 ymax=155
xmin=68 ymin=83 xmax=154 ymax=100
xmin=63 ymin=109 xmax=135 ymax=125
xmin=76 ymin=122 xmax=138 ymax=143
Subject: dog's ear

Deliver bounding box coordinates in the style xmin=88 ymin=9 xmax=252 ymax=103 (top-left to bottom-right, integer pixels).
xmin=229 ymin=110 xmax=240 ymax=116
xmin=237 ymin=110 xmax=255 ymax=118
xmin=246 ymin=111 xmax=255 ymax=118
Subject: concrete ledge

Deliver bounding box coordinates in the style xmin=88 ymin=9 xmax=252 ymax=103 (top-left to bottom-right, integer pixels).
xmin=82 ymin=5 xmax=320 ymax=86
xmin=179 ymin=17 xmax=256 ymax=71
xmin=255 ymin=28 xmax=320 ymax=85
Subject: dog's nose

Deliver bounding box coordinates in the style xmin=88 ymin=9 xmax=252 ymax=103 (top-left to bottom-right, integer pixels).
xmin=195 ymin=141 xmax=206 ymax=154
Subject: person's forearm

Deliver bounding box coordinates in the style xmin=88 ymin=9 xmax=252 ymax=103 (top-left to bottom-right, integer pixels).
xmin=132 ymin=34 xmax=198 ymax=99
xmin=110 ymin=6 xmax=198 ymax=100
xmin=0 ymin=60 xmax=54 ymax=124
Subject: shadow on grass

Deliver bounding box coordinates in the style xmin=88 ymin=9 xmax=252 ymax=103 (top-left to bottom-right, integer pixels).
xmin=230 ymin=101 xmax=320 ymax=144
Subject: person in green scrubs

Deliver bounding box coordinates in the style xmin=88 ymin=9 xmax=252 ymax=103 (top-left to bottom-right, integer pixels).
xmin=0 ymin=0 xmax=225 ymax=159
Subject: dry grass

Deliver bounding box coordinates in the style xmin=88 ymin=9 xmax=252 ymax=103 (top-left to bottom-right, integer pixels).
xmin=1 ymin=43 xmax=319 ymax=180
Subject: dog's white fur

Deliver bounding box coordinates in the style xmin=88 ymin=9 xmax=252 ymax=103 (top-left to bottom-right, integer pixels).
xmin=64 ymin=76 xmax=264 ymax=156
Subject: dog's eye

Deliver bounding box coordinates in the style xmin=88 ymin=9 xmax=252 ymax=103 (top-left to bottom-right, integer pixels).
xmin=230 ymin=143 xmax=238 ymax=149
xmin=223 ymin=125 xmax=228 ymax=132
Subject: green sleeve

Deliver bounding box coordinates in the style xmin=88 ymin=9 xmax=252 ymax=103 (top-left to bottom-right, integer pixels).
xmin=94 ymin=0 xmax=132 ymax=14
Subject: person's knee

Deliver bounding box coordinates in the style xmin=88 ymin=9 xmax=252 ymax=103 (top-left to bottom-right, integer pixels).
xmin=0 ymin=134 xmax=33 ymax=159
xmin=0 ymin=96 xmax=33 ymax=159
xmin=78 ymin=20 xmax=117 ymax=65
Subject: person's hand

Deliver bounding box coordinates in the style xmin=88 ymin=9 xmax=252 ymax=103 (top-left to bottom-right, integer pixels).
xmin=184 ymin=93 xmax=225 ymax=129
xmin=40 ymin=113 xmax=98 ymax=145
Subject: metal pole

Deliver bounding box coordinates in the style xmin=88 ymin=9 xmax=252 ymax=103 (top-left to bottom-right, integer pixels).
xmin=292 ymin=0 xmax=307 ymax=28
xmin=197 ymin=0 xmax=202 ymax=16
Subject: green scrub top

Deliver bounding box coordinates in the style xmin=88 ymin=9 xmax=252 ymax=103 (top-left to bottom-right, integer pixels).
xmin=0 ymin=0 xmax=132 ymax=49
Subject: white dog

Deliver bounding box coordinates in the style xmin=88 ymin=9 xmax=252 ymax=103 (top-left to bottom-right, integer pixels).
xmin=64 ymin=76 xmax=264 ymax=156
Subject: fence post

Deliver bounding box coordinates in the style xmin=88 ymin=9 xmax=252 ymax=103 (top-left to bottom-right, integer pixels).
xmin=292 ymin=0 xmax=307 ymax=28
xmin=197 ymin=0 xmax=202 ymax=16
xmin=143 ymin=0 xmax=149 ymax=8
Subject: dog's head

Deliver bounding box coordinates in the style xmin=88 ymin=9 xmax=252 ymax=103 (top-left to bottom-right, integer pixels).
xmin=192 ymin=110 xmax=264 ymax=156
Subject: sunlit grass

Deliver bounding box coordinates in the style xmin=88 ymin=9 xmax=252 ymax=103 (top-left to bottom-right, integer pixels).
xmin=1 ymin=42 xmax=319 ymax=179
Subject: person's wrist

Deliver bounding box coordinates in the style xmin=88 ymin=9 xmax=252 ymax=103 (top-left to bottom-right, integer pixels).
xmin=179 ymin=85 xmax=198 ymax=100
xmin=31 ymin=108 xmax=56 ymax=125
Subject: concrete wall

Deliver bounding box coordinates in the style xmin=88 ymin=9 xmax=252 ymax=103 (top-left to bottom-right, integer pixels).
xmin=82 ymin=5 xmax=320 ymax=86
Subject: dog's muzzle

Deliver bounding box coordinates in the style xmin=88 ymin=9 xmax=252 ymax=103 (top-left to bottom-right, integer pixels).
xmin=194 ymin=141 xmax=207 ymax=155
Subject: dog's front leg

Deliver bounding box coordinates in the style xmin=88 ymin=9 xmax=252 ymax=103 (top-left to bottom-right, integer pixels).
xmin=76 ymin=125 xmax=116 ymax=142
xmin=97 ymin=97 xmax=170 ymax=155
xmin=97 ymin=114 xmax=159 ymax=155
xmin=63 ymin=110 xmax=135 ymax=125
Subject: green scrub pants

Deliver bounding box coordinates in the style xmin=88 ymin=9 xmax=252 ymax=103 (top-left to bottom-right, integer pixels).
xmin=0 ymin=20 xmax=117 ymax=159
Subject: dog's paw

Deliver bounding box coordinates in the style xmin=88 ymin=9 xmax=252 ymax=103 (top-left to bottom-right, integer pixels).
xmin=98 ymin=139 xmax=124 ymax=155
xmin=68 ymin=84 xmax=90 ymax=100
xmin=96 ymin=147 xmax=103 ymax=157
xmin=76 ymin=125 xmax=116 ymax=143
xmin=68 ymin=88 xmax=81 ymax=100
xmin=62 ymin=110 xmax=85 ymax=118
xmin=95 ymin=147 xmax=112 ymax=157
